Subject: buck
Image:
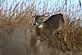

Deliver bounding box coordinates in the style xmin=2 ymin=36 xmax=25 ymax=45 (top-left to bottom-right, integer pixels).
xmin=33 ymin=13 xmax=64 ymax=38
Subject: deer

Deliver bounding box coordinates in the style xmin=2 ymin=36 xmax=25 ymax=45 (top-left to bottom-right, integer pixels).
xmin=33 ymin=13 xmax=64 ymax=40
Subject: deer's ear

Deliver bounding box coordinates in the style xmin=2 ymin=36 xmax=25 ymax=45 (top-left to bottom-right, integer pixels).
xmin=42 ymin=15 xmax=45 ymax=17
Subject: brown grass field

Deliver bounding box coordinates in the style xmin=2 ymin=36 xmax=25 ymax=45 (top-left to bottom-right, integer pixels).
xmin=0 ymin=2 xmax=82 ymax=55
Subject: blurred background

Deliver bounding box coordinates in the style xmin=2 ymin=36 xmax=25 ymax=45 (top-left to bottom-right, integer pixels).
xmin=0 ymin=0 xmax=82 ymax=17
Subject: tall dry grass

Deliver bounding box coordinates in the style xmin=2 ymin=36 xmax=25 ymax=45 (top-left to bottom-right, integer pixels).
xmin=0 ymin=1 xmax=82 ymax=55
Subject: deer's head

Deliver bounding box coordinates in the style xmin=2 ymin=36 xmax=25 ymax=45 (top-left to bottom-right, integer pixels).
xmin=33 ymin=15 xmax=45 ymax=28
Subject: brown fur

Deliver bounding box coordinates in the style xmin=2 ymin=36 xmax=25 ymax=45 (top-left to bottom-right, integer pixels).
xmin=34 ymin=13 xmax=64 ymax=38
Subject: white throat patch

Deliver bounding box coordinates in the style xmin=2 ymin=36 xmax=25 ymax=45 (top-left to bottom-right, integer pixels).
xmin=38 ymin=24 xmax=43 ymax=28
